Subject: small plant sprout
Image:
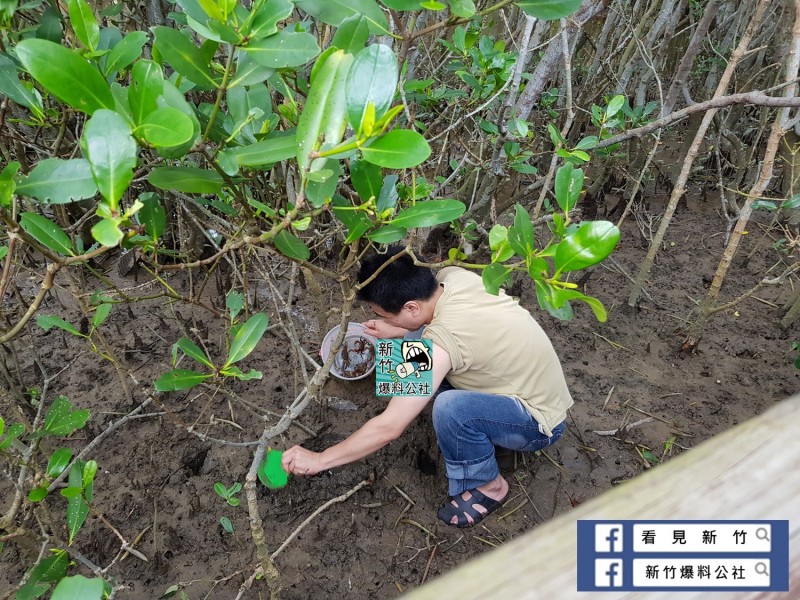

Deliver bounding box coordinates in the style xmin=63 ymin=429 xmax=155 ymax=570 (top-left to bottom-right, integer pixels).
xmin=214 ymin=482 xmax=242 ymax=507
xmin=220 ymin=516 xmax=234 ymax=534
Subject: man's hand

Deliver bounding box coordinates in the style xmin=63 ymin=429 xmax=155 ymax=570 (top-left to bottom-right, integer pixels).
xmin=363 ymin=319 xmax=409 ymax=339
xmin=282 ymin=445 xmax=324 ymax=476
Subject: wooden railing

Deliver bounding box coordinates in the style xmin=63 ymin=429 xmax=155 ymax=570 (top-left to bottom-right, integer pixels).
xmin=406 ymin=394 xmax=800 ymax=599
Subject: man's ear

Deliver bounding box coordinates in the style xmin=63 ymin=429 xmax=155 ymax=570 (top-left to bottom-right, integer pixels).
xmin=404 ymin=300 xmax=421 ymax=315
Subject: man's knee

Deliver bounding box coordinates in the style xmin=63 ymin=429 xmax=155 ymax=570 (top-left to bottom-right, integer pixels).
xmin=432 ymin=390 xmax=460 ymax=429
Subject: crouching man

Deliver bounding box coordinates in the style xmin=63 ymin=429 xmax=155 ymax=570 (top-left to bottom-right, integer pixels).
xmin=282 ymin=247 xmax=573 ymax=527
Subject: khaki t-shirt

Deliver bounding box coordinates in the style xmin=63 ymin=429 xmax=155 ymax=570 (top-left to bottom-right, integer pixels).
xmin=422 ymin=267 xmax=573 ymax=436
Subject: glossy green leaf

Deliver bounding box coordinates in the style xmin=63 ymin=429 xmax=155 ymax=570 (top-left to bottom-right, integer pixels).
xmin=16 ymin=551 xmax=68 ymax=600
xmin=226 ymin=312 xmax=269 ymax=365
xmin=606 ymin=94 xmax=625 ymax=119
xmin=230 ymin=50 xmax=274 ymax=87
xmin=37 ymin=315 xmax=81 ymax=336
xmin=574 ymin=135 xmax=599 ymax=151
xmin=389 ymin=199 xmax=465 ymax=228
xmin=294 ymin=0 xmax=390 ymax=35
xmin=361 ymin=130 xmax=431 ymax=168
xmin=350 ymin=158 xmax=382 ymax=202
xmin=81 ymin=110 xmax=136 ymax=208
xmin=20 ymin=213 xmax=75 ymax=256
xmin=367 ymin=224 xmax=406 ymax=243
xmin=15 ymin=158 xmax=97 ymax=204
xmin=482 ymin=263 xmax=512 ymax=295
xmin=197 ymin=0 xmax=224 ymax=22
xmin=381 ymin=0 xmax=423 ymax=8
xmin=517 ymin=0 xmax=582 ymax=20
xmin=138 ymin=107 xmax=195 ymax=147
xmin=345 ymin=44 xmax=398 ymax=132
xmin=68 ymin=0 xmax=99 ymax=50
xmin=781 ymin=193 xmax=800 ymax=209
xmin=448 ymin=0 xmax=475 ymax=17
xmin=155 ymin=369 xmax=212 ymax=391
xmin=176 ymin=337 xmax=214 ymax=368
xmin=306 ymin=160 xmax=341 ymax=208
xmin=258 ymin=448 xmax=289 ymax=489
xmin=223 ymin=130 xmax=296 ymax=168
xmin=554 ymin=162 xmax=583 ymax=213
xmin=227 ymin=84 xmax=270 ymax=144
xmin=508 ymin=204 xmax=535 ymax=257
xmin=16 ymin=39 xmax=113 ymax=115
xmin=244 ymin=30 xmax=319 ymax=69
xmin=0 ymin=55 xmax=43 ymax=117
xmin=28 ymin=486 xmax=49 ymax=503
xmin=103 ymin=31 xmax=148 ymax=77
xmin=147 ymin=167 xmax=224 ymax=194
xmin=138 ymin=192 xmax=166 ymax=239
xmin=36 ymin=6 xmax=63 ymax=43
xmin=0 ymin=422 xmax=24 ymax=451
xmin=51 ymin=575 xmax=108 ymax=600
xmin=224 ymin=366 xmax=263 ymax=380
xmin=554 ymin=221 xmax=620 ymax=273
xmin=331 ymin=14 xmax=370 ymax=53
xmin=488 ymin=224 xmax=515 ymax=263
xmin=91 ymin=218 xmax=124 ymax=247
xmin=44 ymin=395 xmax=90 ymax=436
xmin=331 ymin=195 xmax=372 ymax=242
xmin=248 ymin=0 xmax=293 ymax=39
xmin=376 ymin=174 xmax=399 ymax=212
xmin=129 ymin=60 xmax=164 ymax=124
xmin=220 ymin=516 xmax=234 ymax=533
xmin=535 ymin=280 xmax=574 ymax=321
xmin=273 ymin=230 xmax=310 ymax=261
xmin=0 ymin=161 xmax=18 ymax=206
xmin=82 ymin=460 xmax=98 ymax=489
xmin=153 ymin=26 xmax=218 ymax=88
xmin=296 ymin=49 xmax=350 ymax=171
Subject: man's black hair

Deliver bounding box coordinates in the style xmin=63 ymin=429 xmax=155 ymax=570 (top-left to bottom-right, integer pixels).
xmin=356 ymin=246 xmax=438 ymax=314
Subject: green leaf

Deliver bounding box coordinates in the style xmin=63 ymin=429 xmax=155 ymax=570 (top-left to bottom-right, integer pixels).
xmin=51 ymin=575 xmax=108 ymax=600
xmin=0 ymin=161 xmax=18 ymax=206
xmin=226 ymin=312 xmax=269 ymax=366
xmin=81 ymin=109 xmax=136 ymax=208
xmin=37 ymin=315 xmax=81 ymax=336
xmin=176 ymin=337 xmax=214 ymax=369
xmin=82 ymin=460 xmax=98 ymax=489
xmin=103 ymin=31 xmax=148 ymax=77
xmin=554 ymin=163 xmax=583 ymax=213
xmin=331 ymin=195 xmax=372 ymax=242
xmin=44 ymin=395 xmax=90 ymax=436
xmin=16 ymin=39 xmax=114 ymax=115
xmin=226 ymin=290 xmax=243 ymax=320
xmin=273 ymin=230 xmax=310 ymax=261
xmin=508 ymin=204 xmax=535 ymax=257
xmin=0 ymin=422 xmax=24 ymax=451
xmin=28 ymin=486 xmax=49 ymax=503
xmin=222 ymin=130 xmax=296 ymax=167
xmin=306 ymin=160 xmax=341 ymax=208
xmin=247 ymin=0 xmax=293 ymax=39
xmin=367 ymin=224 xmax=406 ymax=243
xmin=92 ymin=302 xmax=112 ymax=328
xmin=91 ymin=217 xmax=124 ymax=247
xmin=147 ymin=167 xmax=224 ymax=194
xmin=535 ymin=280 xmax=574 ymax=321
xmin=244 ymin=30 xmax=319 ymax=69
xmin=224 ymin=366 xmax=263 ymax=380
xmin=488 ymin=224 xmax=514 ymax=263
xmin=129 ymin=60 xmax=164 ymax=125
xmin=16 ymin=551 xmax=68 ymax=600
xmin=331 ymin=14 xmax=370 ymax=54
xmin=258 ymin=448 xmax=289 ymax=489
xmin=138 ymin=107 xmax=195 ymax=147
xmin=0 ymin=55 xmax=43 ymax=118
xmin=220 ymin=516 xmax=234 ymax=533
xmin=230 ymin=50 xmax=275 ymax=87
xmin=781 ymin=193 xmax=800 ymax=209
xmin=482 ymin=263 xmax=512 ymax=295
xmin=68 ymin=0 xmax=99 ymax=50
xmin=296 ymin=49 xmax=351 ymax=171
xmin=153 ymin=26 xmax=219 ymax=88
xmin=20 ymin=213 xmax=75 ymax=256
xmin=380 ymin=0 xmax=423 ymax=9
xmin=345 ymin=44 xmax=398 ymax=132
xmin=389 ymin=199 xmax=465 ymax=228
xmin=15 ymin=158 xmax=97 ymax=204
xmin=376 ymin=174 xmax=399 ymax=212
xmin=47 ymin=448 xmax=75 ymax=479
xmin=294 ymin=0 xmax=391 ymax=35
xmin=139 ymin=193 xmax=166 ymax=239
xmin=517 ymin=0 xmax=582 ymax=20
xmin=606 ymin=94 xmax=625 ymax=119
xmin=197 ymin=0 xmax=225 ymax=22
xmin=448 ymin=0 xmax=475 ymax=17
xmin=155 ymin=369 xmax=212 ymax=392
xmin=361 ymin=129 xmax=431 ymax=169
xmin=350 ymin=157 xmax=382 ymax=202
xmin=554 ymin=221 xmax=620 ymax=273
xmin=574 ymin=136 xmax=598 ymax=151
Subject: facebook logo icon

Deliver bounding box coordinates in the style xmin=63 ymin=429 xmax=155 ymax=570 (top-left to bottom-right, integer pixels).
xmin=595 ymin=559 xmax=624 ymax=588
xmin=595 ymin=523 xmax=624 ymax=553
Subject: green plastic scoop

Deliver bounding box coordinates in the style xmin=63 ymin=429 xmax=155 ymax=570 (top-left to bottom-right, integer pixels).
xmin=258 ymin=448 xmax=289 ymax=489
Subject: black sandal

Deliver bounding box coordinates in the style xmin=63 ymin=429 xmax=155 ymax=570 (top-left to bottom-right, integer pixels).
xmin=437 ymin=488 xmax=508 ymax=528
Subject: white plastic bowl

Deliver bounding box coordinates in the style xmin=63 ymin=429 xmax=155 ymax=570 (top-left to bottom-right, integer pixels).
xmin=320 ymin=323 xmax=377 ymax=381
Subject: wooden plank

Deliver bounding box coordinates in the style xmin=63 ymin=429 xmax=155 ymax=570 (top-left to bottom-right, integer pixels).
xmin=406 ymin=395 xmax=800 ymax=599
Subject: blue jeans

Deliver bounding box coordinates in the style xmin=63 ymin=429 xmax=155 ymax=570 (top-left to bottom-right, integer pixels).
xmin=432 ymin=389 xmax=566 ymax=496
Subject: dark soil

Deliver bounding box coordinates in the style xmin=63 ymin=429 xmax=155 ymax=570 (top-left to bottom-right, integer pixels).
xmin=1 ymin=195 xmax=798 ymax=599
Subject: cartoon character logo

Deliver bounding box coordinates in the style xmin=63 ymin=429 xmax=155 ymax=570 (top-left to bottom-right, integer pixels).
xmin=395 ymin=340 xmax=433 ymax=379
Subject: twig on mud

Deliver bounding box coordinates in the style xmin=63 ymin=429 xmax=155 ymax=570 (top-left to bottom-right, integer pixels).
xmin=623 ymin=402 xmax=693 ymax=436
xmin=271 ymin=479 xmax=371 ymax=559
xmin=537 ymin=449 xmax=565 ymax=472
xmin=593 ymin=417 xmax=654 ymax=436
xmin=399 ymin=518 xmax=437 ymax=539
xmin=420 ymin=544 xmax=438 ymax=585
xmin=602 ymin=386 xmax=616 ymax=411
xmin=514 ymin=473 xmax=545 ymax=522
xmin=592 ymin=332 xmax=629 ymax=351
xmin=473 ymin=536 xmax=499 ymax=548
xmin=498 ymin=498 xmax=529 ymax=520
xmin=383 ymin=476 xmax=416 ymax=506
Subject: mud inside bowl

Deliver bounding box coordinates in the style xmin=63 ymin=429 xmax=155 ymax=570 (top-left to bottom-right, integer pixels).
xmin=321 ymin=324 xmax=377 ymax=380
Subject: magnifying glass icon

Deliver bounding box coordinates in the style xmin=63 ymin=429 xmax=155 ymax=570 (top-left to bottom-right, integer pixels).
xmin=756 ymin=527 xmax=770 ymax=542
xmin=755 ymin=562 xmax=770 ymax=577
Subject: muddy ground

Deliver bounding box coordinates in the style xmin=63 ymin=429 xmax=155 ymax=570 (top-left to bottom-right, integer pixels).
xmin=1 ymin=193 xmax=798 ymax=599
